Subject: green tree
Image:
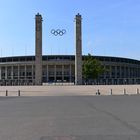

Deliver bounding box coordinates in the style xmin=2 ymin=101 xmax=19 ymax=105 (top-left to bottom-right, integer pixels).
xmin=83 ymin=54 xmax=105 ymax=84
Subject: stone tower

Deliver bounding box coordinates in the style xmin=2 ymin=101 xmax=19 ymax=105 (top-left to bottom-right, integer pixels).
xmin=35 ymin=13 xmax=43 ymax=85
xmin=75 ymin=13 xmax=83 ymax=85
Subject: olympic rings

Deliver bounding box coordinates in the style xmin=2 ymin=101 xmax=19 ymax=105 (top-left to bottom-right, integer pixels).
xmin=51 ymin=29 xmax=66 ymax=36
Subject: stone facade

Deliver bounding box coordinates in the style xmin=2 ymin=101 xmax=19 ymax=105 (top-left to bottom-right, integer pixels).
xmin=0 ymin=55 xmax=140 ymax=85
xmin=75 ymin=13 xmax=83 ymax=85
xmin=35 ymin=13 xmax=43 ymax=85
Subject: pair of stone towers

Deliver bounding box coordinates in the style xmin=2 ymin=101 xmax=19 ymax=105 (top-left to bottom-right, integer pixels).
xmin=35 ymin=13 xmax=82 ymax=85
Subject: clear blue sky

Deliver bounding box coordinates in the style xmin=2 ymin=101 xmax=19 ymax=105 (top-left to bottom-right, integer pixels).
xmin=0 ymin=0 xmax=140 ymax=60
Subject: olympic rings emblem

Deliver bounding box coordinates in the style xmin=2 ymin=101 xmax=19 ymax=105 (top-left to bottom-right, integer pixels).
xmin=51 ymin=29 xmax=66 ymax=36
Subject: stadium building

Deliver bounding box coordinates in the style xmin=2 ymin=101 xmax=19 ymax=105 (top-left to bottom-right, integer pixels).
xmin=0 ymin=13 xmax=140 ymax=86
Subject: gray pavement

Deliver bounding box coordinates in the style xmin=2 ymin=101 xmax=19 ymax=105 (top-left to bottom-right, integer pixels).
xmin=0 ymin=95 xmax=140 ymax=140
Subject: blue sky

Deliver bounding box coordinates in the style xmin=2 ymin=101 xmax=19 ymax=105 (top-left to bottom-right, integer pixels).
xmin=0 ymin=0 xmax=140 ymax=60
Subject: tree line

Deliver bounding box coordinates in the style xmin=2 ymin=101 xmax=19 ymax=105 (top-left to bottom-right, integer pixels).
xmin=82 ymin=54 xmax=106 ymax=84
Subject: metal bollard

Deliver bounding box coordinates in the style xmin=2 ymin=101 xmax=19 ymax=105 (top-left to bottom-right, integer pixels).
xmin=18 ymin=90 xmax=21 ymax=96
xmin=97 ymin=89 xmax=100 ymax=95
xmin=136 ymin=88 xmax=139 ymax=94
xmin=110 ymin=89 xmax=113 ymax=95
xmin=124 ymin=88 xmax=126 ymax=95
xmin=6 ymin=90 xmax=8 ymax=96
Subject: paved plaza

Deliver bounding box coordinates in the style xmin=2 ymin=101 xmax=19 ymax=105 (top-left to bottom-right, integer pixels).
xmin=0 ymin=88 xmax=140 ymax=139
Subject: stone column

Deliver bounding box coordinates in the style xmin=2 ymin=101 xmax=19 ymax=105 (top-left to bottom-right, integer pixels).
xmin=5 ymin=66 xmax=7 ymax=85
xmin=47 ymin=65 xmax=49 ymax=82
xmin=32 ymin=65 xmax=34 ymax=85
xmin=11 ymin=66 xmax=13 ymax=80
xmin=18 ymin=65 xmax=20 ymax=79
xmin=128 ymin=67 xmax=131 ymax=84
xmin=0 ymin=67 xmax=1 ymax=80
xmin=11 ymin=66 xmax=13 ymax=85
xmin=62 ymin=65 xmax=64 ymax=82
xmin=75 ymin=13 xmax=83 ymax=85
xmin=18 ymin=65 xmax=20 ymax=85
xmin=70 ymin=64 xmax=72 ymax=82
xmin=25 ymin=65 xmax=27 ymax=84
xmin=54 ymin=65 xmax=56 ymax=82
xmin=35 ymin=13 xmax=43 ymax=85
xmin=110 ymin=66 xmax=112 ymax=84
xmin=5 ymin=66 xmax=7 ymax=80
xmin=115 ymin=66 xmax=117 ymax=79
